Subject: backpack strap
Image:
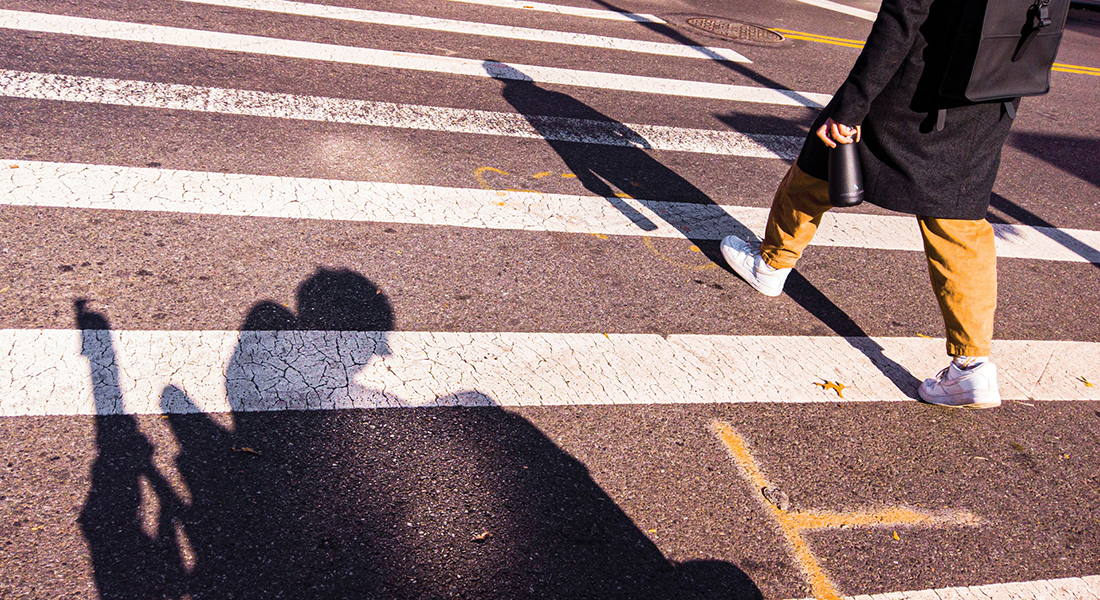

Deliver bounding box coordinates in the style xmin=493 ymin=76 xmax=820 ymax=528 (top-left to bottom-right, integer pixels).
xmin=1003 ymin=100 xmax=1018 ymax=120
xmin=935 ymin=108 xmax=947 ymax=132
xmin=1014 ymin=0 xmax=1053 ymax=61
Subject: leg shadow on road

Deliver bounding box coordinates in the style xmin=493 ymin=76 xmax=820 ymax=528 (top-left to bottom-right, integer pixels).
xmin=986 ymin=192 xmax=1100 ymax=271
xmin=78 ymin=268 xmax=763 ymax=599
xmin=491 ymin=65 xmax=921 ymax=396
xmin=1009 ymin=132 xmax=1100 ymax=189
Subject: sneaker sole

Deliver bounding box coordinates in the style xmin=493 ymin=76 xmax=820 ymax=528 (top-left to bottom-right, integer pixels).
xmin=918 ymin=391 xmax=1001 ymax=409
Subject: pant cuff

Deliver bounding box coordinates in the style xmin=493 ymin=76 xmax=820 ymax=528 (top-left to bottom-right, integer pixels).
xmin=946 ymin=342 xmax=992 ymax=358
xmin=759 ymin=251 xmax=796 ymax=271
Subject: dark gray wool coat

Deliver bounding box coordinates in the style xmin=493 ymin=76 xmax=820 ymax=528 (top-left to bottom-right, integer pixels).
xmin=797 ymin=0 xmax=1019 ymax=220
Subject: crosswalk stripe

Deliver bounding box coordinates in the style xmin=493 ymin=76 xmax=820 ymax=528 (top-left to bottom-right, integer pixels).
xmin=175 ymin=0 xmax=750 ymax=63
xmin=0 ymin=10 xmax=829 ymax=107
xmin=2 ymin=328 xmax=1096 ymax=416
xmin=783 ymin=575 xmax=1100 ymax=600
xmin=5 ymin=160 xmax=1100 ymax=264
xmin=0 ymin=70 xmax=804 ymax=158
xmin=440 ymin=0 xmax=666 ymax=23
xmin=792 ymin=0 xmax=877 ymax=21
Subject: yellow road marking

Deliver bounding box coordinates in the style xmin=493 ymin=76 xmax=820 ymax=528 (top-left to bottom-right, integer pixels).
xmin=474 ymin=166 xmax=510 ymax=191
xmin=774 ymin=29 xmax=1100 ymax=76
xmin=532 ymin=171 xmax=552 ymax=179
xmin=1053 ymin=66 xmax=1100 ymax=76
xmin=1055 ymin=62 xmax=1100 ymax=74
xmin=711 ymin=421 xmax=979 ymax=600
xmin=772 ymin=28 xmax=866 ymax=49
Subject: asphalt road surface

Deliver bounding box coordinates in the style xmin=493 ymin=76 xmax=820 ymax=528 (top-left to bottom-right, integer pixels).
xmin=1 ymin=0 xmax=1098 ymax=598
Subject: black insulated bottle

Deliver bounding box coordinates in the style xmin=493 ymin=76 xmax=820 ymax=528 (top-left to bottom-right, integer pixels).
xmin=828 ymin=142 xmax=864 ymax=207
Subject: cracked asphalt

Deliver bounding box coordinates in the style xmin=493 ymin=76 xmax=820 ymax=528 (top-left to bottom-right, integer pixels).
xmin=1 ymin=0 xmax=1098 ymax=598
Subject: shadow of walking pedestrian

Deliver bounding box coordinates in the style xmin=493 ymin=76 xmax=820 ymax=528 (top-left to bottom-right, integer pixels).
xmin=489 ymin=65 xmax=921 ymax=396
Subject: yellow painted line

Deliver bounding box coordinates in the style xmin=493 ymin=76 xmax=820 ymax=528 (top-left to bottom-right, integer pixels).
xmin=784 ymin=507 xmax=979 ymax=530
xmin=772 ymin=28 xmax=866 ymax=49
xmin=1054 ymin=66 xmax=1100 ymax=76
xmin=474 ymin=166 xmax=510 ymax=191
xmin=713 ymin=420 xmax=842 ymax=600
xmin=774 ymin=30 xmax=1100 ymax=77
xmin=1055 ymin=62 xmax=1100 ymax=74
xmin=784 ymin=36 xmax=865 ymax=48
xmin=772 ymin=29 xmax=866 ymax=45
xmin=711 ymin=421 xmax=980 ymax=600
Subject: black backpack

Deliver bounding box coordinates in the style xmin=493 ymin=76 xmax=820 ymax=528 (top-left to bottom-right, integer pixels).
xmin=937 ymin=0 xmax=1071 ymax=130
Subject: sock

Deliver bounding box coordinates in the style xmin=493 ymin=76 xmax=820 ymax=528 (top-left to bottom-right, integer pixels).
xmin=952 ymin=355 xmax=989 ymax=370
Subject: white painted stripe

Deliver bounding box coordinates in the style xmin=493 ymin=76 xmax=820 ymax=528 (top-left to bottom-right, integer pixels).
xmin=441 ymin=0 xmax=666 ymax=23
xmin=2 ymin=329 xmax=1097 ymax=416
xmin=5 ymin=160 xmax=1100 ymax=264
xmin=176 ymin=0 xmax=747 ymax=62
xmin=784 ymin=574 xmax=1100 ymax=600
xmin=0 ymin=70 xmax=804 ymax=159
xmin=0 ymin=10 xmax=829 ymax=107
xmin=791 ymin=0 xmax=878 ymax=21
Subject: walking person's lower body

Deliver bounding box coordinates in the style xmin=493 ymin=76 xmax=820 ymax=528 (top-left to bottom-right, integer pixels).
xmin=721 ymin=162 xmax=1001 ymax=408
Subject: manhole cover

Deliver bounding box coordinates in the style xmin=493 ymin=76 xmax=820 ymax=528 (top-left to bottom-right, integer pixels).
xmin=685 ymin=17 xmax=784 ymax=43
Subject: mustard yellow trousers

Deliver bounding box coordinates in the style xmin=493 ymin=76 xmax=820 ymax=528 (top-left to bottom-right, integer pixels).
xmin=760 ymin=163 xmax=997 ymax=357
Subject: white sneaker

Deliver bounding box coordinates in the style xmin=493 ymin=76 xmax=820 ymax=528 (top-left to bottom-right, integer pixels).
xmin=918 ymin=361 xmax=1001 ymax=408
xmin=720 ymin=235 xmax=791 ymax=297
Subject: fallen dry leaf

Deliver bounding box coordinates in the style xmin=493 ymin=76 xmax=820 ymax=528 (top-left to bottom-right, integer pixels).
xmin=1080 ymin=377 xmax=1094 ymax=388
xmin=814 ymin=380 xmax=847 ymax=398
xmin=761 ymin=485 xmax=790 ymax=511
xmin=892 ymin=531 xmax=900 ymax=541
xmin=472 ymin=531 xmax=492 ymax=542
xmin=232 ymin=446 xmax=262 ymax=456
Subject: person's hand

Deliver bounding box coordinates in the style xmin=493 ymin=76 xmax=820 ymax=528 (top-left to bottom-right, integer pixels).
xmin=816 ymin=118 xmax=861 ymax=148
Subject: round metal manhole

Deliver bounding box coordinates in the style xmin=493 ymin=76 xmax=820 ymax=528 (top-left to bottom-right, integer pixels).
xmin=684 ymin=17 xmax=784 ymax=43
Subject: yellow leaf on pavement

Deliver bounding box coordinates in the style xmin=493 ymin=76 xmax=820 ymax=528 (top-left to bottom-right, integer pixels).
xmin=814 ymin=380 xmax=847 ymax=398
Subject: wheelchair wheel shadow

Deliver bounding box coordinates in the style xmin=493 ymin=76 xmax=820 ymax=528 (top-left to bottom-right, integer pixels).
xmin=76 ymin=268 xmax=764 ymax=599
